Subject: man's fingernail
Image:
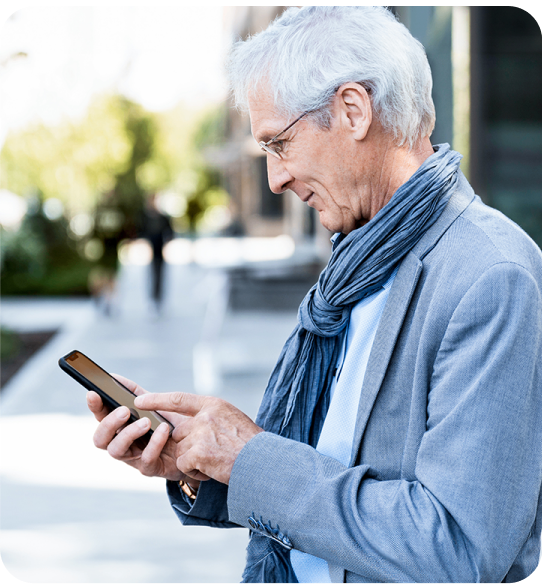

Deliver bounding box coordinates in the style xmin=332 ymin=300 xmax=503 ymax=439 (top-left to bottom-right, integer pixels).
xmin=118 ymin=407 xmax=129 ymax=419
xmin=134 ymin=396 xmax=143 ymax=407
xmin=160 ymin=423 xmax=169 ymax=433
xmin=137 ymin=417 xmax=150 ymax=428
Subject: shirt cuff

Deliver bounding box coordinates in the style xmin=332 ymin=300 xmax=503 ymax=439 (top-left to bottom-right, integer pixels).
xmin=167 ymin=478 xmax=240 ymax=528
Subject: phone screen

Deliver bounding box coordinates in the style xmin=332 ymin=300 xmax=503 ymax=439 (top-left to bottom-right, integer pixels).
xmin=61 ymin=350 xmax=173 ymax=435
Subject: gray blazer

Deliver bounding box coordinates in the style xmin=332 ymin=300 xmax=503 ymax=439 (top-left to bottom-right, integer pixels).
xmin=169 ymin=175 xmax=542 ymax=583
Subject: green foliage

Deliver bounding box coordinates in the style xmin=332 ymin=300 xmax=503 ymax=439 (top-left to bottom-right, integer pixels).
xmin=111 ymin=97 xmax=156 ymax=224
xmin=1 ymin=94 xmax=179 ymax=213
xmin=0 ymin=327 xmax=20 ymax=361
xmin=184 ymin=167 xmax=224 ymax=232
xmin=0 ymin=94 xmax=231 ymax=295
xmin=174 ymin=106 xmax=230 ymax=233
xmin=1 ymin=197 xmax=94 ymax=296
xmin=193 ymin=105 xmax=227 ymax=150
xmin=1 ymin=223 xmax=46 ymax=279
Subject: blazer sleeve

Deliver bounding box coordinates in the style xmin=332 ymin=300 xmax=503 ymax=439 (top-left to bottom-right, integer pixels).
xmin=226 ymin=262 xmax=542 ymax=582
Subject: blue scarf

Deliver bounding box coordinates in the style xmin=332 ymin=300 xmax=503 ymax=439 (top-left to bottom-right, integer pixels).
xmin=242 ymin=144 xmax=463 ymax=583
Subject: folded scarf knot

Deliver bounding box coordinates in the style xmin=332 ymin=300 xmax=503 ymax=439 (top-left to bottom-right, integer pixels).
xmin=298 ymin=284 xmax=350 ymax=337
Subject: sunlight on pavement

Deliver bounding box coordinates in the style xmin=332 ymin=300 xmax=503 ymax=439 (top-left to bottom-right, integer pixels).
xmin=0 ymin=414 xmax=165 ymax=492
xmin=118 ymin=236 xmax=296 ymax=267
xmin=0 ymin=519 xmax=248 ymax=584
xmin=118 ymin=239 xmax=154 ymax=266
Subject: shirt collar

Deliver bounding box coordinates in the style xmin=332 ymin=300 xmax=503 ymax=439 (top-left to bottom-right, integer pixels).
xmin=330 ymin=232 xmax=345 ymax=251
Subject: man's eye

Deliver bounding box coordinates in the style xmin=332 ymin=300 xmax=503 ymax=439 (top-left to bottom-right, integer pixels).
xmin=270 ymin=141 xmax=284 ymax=154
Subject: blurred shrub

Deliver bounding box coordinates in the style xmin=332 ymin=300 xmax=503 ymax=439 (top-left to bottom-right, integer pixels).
xmin=193 ymin=106 xmax=227 ymax=151
xmin=0 ymin=95 xmax=159 ymax=296
xmin=174 ymin=106 xmax=230 ymax=233
xmin=0 ymin=327 xmax=21 ymax=361
xmin=0 ymin=95 xmax=232 ymax=295
xmin=1 ymin=195 xmax=94 ymax=295
xmin=182 ymin=168 xmax=228 ymax=233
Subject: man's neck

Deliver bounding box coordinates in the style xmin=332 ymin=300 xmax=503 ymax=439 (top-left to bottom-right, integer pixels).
xmin=363 ymin=136 xmax=435 ymax=221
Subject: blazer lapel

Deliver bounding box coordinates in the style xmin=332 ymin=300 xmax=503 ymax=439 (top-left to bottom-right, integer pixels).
xmin=348 ymin=176 xmax=475 ymax=466
xmin=349 ymin=253 xmax=423 ymax=466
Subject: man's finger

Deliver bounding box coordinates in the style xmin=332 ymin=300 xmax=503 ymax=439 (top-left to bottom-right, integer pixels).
xmin=93 ymin=406 xmax=131 ymax=450
xmin=134 ymin=392 xmax=205 ymax=415
xmin=139 ymin=422 xmax=171 ymax=474
xmin=172 ymin=418 xmax=195 ymax=443
xmin=176 ymin=450 xmax=210 ymax=482
xmin=107 ymin=417 xmax=151 ymax=460
xmin=87 ymin=391 xmax=110 ymax=422
xmin=111 ymin=374 xmax=148 ymax=397
xmin=108 ymin=378 xmax=182 ymax=426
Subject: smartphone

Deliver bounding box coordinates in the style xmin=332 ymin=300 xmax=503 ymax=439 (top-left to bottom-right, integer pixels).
xmin=59 ymin=350 xmax=174 ymax=445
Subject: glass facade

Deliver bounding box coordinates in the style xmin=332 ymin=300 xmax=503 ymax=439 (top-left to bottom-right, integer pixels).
xmin=473 ymin=7 xmax=542 ymax=249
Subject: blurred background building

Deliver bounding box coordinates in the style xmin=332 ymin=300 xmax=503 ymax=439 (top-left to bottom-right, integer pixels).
xmin=210 ymin=6 xmax=542 ymax=254
xmin=1 ymin=6 xmax=540 ymax=308
xmin=401 ymin=6 xmax=542 ymax=247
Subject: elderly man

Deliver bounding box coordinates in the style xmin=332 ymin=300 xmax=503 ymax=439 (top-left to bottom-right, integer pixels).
xmin=88 ymin=7 xmax=542 ymax=583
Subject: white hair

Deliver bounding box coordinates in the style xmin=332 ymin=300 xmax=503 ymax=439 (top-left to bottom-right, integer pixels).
xmin=227 ymin=6 xmax=436 ymax=148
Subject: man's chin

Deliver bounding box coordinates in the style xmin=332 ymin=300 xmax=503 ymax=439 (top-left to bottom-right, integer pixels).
xmin=318 ymin=213 xmax=341 ymax=234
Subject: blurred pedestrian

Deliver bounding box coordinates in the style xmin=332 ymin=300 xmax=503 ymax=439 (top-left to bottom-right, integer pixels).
xmin=90 ymin=190 xmax=126 ymax=316
xmin=140 ymin=194 xmax=173 ymax=312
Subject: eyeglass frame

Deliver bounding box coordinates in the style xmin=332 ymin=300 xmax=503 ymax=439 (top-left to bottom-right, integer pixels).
xmin=258 ymin=111 xmax=310 ymax=160
xmin=257 ymin=83 xmax=371 ymax=160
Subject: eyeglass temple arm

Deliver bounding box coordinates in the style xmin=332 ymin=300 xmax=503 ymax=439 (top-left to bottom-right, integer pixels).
xmin=264 ymin=111 xmax=309 ymax=146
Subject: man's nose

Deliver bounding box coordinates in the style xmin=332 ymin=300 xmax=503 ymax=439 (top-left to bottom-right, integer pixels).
xmin=266 ymin=155 xmax=293 ymax=194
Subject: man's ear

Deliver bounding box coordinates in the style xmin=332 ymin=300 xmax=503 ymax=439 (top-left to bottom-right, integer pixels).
xmin=335 ymin=83 xmax=372 ymax=141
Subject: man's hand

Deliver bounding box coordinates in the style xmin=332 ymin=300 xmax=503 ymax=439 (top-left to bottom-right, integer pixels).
xmin=134 ymin=393 xmax=263 ymax=485
xmin=87 ymin=375 xmax=203 ymax=486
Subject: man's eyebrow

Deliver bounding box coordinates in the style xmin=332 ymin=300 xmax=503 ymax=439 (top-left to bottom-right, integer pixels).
xmin=258 ymin=133 xmax=273 ymax=143
xmin=256 ymin=129 xmax=279 ymax=144
xmin=257 ymin=111 xmax=309 ymax=144
xmin=259 ymin=128 xmax=292 ymax=144
xmin=256 ymin=121 xmax=294 ymax=144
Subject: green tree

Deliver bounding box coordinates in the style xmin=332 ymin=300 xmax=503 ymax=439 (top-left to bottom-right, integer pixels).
xmin=0 ymin=94 xmax=232 ymax=295
xmin=1 ymin=193 xmax=94 ymax=295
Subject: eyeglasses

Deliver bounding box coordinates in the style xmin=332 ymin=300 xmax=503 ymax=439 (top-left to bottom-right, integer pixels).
xmin=258 ymin=111 xmax=309 ymax=160
xmin=257 ymin=84 xmax=371 ymax=159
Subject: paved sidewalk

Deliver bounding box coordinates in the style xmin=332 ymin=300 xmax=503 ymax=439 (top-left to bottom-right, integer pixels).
xmin=0 ymin=261 xmax=297 ymax=583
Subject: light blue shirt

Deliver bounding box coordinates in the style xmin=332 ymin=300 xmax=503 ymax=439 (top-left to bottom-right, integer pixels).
xmin=290 ymin=268 xmax=397 ymax=583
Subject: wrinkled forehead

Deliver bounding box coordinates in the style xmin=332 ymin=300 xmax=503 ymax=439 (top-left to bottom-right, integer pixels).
xmin=248 ymin=88 xmax=290 ymax=143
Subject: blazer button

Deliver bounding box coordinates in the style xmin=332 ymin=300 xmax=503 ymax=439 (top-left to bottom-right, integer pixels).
xmin=248 ymin=517 xmax=258 ymax=530
xmin=280 ymin=535 xmax=293 ymax=550
xmin=273 ymin=532 xmax=292 ymax=550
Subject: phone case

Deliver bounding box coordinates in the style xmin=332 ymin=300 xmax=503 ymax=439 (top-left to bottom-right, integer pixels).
xmin=59 ymin=350 xmax=173 ymax=445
